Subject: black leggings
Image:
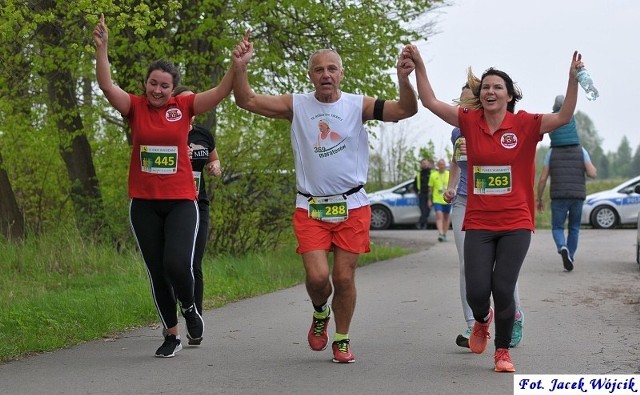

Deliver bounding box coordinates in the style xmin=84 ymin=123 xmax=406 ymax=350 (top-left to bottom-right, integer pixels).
xmin=464 ymin=229 xmax=531 ymax=349
xmin=130 ymin=198 xmax=199 ymax=329
xmin=192 ymin=202 xmax=210 ymax=315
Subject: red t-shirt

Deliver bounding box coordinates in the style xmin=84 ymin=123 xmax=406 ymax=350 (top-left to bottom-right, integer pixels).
xmin=459 ymin=107 xmax=542 ymax=231
xmin=126 ymin=93 xmax=197 ymax=200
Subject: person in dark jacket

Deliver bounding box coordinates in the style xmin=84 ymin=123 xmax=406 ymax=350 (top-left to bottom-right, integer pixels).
xmin=415 ymin=158 xmax=434 ymax=229
xmin=536 ymin=95 xmax=598 ymax=271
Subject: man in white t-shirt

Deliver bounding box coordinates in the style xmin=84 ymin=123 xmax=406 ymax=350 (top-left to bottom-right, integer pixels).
xmin=232 ymin=32 xmax=417 ymax=363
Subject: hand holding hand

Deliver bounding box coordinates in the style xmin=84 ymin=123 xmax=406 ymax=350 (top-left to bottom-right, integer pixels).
xmin=402 ymin=44 xmax=423 ymax=66
xmin=93 ymin=13 xmax=108 ymax=47
xmin=397 ymin=47 xmax=415 ymax=78
xmin=232 ymin=29 xmax=253 ymax=67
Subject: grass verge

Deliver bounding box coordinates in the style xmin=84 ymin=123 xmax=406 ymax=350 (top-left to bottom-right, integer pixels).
xmin=0 ymin=233 xmax=409 ymax=363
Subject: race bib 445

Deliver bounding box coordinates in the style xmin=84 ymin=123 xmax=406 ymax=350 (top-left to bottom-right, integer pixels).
xmin=140 ymin=145 xmax=178 ymax=174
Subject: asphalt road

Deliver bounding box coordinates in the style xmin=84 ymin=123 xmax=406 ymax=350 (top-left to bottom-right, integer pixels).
xmin=1 ymin=229 xmax=638 ymax=394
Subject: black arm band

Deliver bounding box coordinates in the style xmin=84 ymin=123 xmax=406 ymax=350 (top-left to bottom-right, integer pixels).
xmin=373 ymin=99 xmax=385 ymax=121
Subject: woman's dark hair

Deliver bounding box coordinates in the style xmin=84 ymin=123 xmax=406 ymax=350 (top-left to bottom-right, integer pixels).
xmin=480 ymin=68 xmax=522 ymax=113
xmin=173 ymin=85 xmax=195 ymax=97
xmin=144 ymin=59 xmax=181 ymax=89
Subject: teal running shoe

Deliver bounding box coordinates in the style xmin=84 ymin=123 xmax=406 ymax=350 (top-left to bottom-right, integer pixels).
xmin=510 ymin=310 xmax=524 ymax=348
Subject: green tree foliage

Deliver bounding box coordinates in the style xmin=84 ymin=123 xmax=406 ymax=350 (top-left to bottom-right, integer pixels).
xmin=1 ymin=0 xmax=108 ymax=240
xmin=574 ymin=110 xmax=610 ymax=178
xmin=418 ymin=141 xmax=436 ymax=162
xmin=0 ymin=0 xmax=445 ymax=254
xmin=609 ymin=136 xmax=632 ymax=178
xmin=575 ymin=111 xmax=601 ymax=153
xmin=367 ymin=121 xmax=435 ymax=191
xmin=535 ymin=145 xmax=549 ymax=176
xmin=630 ymin=145 xmax=640 ymax=177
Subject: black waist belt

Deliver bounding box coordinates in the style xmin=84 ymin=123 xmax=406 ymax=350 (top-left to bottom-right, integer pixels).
xmin=297 ymin=185 xmax=364 ymax=201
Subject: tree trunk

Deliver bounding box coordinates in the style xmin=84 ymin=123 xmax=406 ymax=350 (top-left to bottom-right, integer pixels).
xmin=0 ymin=151 xmax=25 ymax=240
xmin=45 ymin=67 xmax=108 ymax=240
xmin=36 ymin=11 xmax=108 ymax=241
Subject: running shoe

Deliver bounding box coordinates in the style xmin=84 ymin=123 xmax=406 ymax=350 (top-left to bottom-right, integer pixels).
xmin=308 ymin=307 xmax=331 ymax=351
xmin=332 ymin=339 xmax=355 ymax=363
xmin=182 ymin=304 xmax=204 ymax=344
xmin=188 ymin=335 xmax=203 ymax=346
xmin=510 ymin=310 xmax=524 ymax=348
xmin=455 ymin=327 xmax=472 ymax=348
xmin=469 ymin=307 xmax=493 ymax=354
xmin=494 ymin=348 xmax=516 ymax=372
xmin=155 ymin=334 xmax=182 ymax=358
xmin=437 ymin=234 xmax=444 ymax=242
xmin=560 ymin=246 xmax=574 ymax=272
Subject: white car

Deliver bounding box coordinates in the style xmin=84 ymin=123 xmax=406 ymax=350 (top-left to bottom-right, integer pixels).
xmin=367 ymin=179 xmax=435 ymax=230
xmin=581 ymin=175 xmax=640 ymax=229
xmin=635 ymin=184 xmax=640 ymax=266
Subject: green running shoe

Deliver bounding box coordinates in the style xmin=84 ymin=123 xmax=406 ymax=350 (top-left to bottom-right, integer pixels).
xmin=510 ymin=310 xmax=524 ymax=348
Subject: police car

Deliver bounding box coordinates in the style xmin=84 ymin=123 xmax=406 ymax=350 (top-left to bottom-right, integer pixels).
xmin=368 ymin=179 xmax=435 ymax=230
xmin=635 ymin=184 xmax=640 ymax=266
xmin=581 ymin=175 xmax=640 ymax=229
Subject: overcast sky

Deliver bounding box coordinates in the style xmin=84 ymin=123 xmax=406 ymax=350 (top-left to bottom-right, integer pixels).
xmin=390 ymin=0 xmax=636 ymax=160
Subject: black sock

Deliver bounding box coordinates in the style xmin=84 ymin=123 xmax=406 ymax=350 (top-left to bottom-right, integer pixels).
xmin=313 ymin=303 xmax=327 ymax=313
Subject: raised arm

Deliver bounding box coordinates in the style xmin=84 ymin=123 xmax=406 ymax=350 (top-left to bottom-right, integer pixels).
xmin=540 ymin=51 xmax=583 ymax=134
xmin=93 ymin=13 xmax=130 ymax=116
xmin=362 ymin=49 xmax=417 ymax=122
xmin=404 ymin=45 xmax=459 ymax=127
xmin=193 ymin=63 xmax=234 ymax=116
xmin=232 ymin=30 xmax=292 ymax=120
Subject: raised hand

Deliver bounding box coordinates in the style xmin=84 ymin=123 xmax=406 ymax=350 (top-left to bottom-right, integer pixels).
xmin=232 ymin=29 xmax=253 ymax=67
xmin=570 ymin=50 xmax=584 ymax=80
xmin=397 ymin=50 xmax=415 ymax=78
xmin=402 ymin=44 xmax=424 ymax=67
xmin=93 ymin=13 xmax=108 ymax=47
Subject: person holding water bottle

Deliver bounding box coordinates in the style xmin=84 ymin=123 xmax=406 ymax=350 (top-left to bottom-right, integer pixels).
xmin=407 ymin=44 xmax=586 ymax=372
xmin=445 ymin=84 xmax=525 ymax=351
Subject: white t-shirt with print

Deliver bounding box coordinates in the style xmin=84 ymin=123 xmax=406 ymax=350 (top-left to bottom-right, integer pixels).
xmin=291 ymin=92 xmax=369 ymax=210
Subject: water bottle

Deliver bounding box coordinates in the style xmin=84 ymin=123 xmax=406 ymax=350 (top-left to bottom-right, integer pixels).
xmin=453 ymin=137 xmax=467 ymax=162
xmin=576 ymin=67 xmax=599 ymax=101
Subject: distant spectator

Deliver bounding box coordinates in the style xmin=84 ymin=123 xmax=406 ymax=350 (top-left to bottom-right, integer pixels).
xmin=415 ymin=158 xmax=434 ymax=229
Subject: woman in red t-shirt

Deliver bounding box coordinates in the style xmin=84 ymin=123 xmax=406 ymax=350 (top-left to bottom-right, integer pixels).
xmin=93 ymin=14 xmax=235 ymax=358
xmin=405 ymin=44 xmax=584 ymax=373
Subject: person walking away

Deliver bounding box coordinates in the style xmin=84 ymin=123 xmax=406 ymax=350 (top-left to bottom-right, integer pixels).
xmin=536 ymin=96 xmax=597 ymax=271
xmin=232 ymin=32 xmax=418 ymax=363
